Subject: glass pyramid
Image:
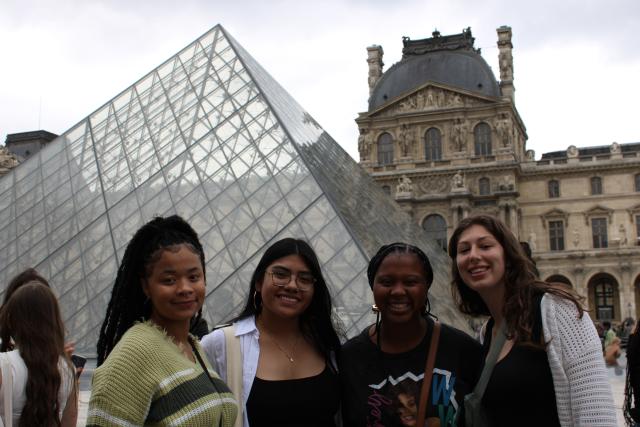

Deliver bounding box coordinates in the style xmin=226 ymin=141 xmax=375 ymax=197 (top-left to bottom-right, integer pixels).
xmin=0 ymin=26 xmax=464 ymax=354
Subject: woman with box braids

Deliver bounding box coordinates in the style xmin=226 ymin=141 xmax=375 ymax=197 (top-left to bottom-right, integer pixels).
xmin=340 ymin=242 xmax=483 ymax=426
xmin=89 ymin=215 xmax=237 ymax=426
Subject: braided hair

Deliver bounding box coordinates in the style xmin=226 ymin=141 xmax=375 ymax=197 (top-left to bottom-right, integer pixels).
xmin=96 ymin=215 xmax=206 ymax=366
xmin=367 ymin=243 xmax=435 ymax=349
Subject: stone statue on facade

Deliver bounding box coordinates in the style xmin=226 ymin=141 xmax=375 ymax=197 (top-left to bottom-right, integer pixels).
xmin=611 ymin=142 xmax=621 ymax=153
xmin=567 ymin=145 xmax=578 ymax=158
xmin=0 ymin=146 xmax=19 ymax=171
xmin=398 ymin=124 xmax=413 ymax=157
xmin=396 ymin=174 xmax=413 ymax=194
xmin=451 ymin=170 xmax=466 ymax=192
xmin=525 ymin=149 xmax=535 ymax=161
xmin=451 ymin=119 xmax=467 ymax=152
xmin=528 ymin=230 xmax=537 ymax=252
xmin=416 ymin=91 xmax=425 ymax=110
xmin=619 ymin=224 xmax=628 ymax=246
xmin=496 ymin=114 xmax=512 ymax=147
xmin=436 ymin=89 xmax=445 ymax=107
xmin=358 ymin=128 xmax=371 ymax=160
xmin=426 ymin=88 xmax=435 ymax=109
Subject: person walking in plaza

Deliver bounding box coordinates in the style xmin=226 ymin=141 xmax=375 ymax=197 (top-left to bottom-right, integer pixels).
xmin=603 ymin=321 xmax=617 ymax=349
xmin=339 ymin=242 xmax=482 ymax=426
xmin=0 ymin=282 xmax=77 ymax=426
xmin=88 ymin=215 xmax=237 ymax=426
xmin=625 ymin=320 xmax=640 ymax=426
xmin=201 ymin=238 xmax=342 ymax=427
xmin=449 ymin=214 xmax=616 ymax=427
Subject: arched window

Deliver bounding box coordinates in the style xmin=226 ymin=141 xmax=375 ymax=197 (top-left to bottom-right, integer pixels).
xmin=474 ymin=122 xmax=492 ymax=156
xmin=548 ymin=180 xmax=560 ymax=198
xmin=591 ymin=176 xmax=602 ymax=195
xmin=424 ymin=128 xmax=442 ymax=161
xmin=377 ymin=133 xmax=394 ymax=166
xmin=422 ymin=214 xmax=447 ymax=251
xmin=589 ymin=273 xmax=620 ymax=321
xmin=478 ymin=177 xmax=490 ymax=195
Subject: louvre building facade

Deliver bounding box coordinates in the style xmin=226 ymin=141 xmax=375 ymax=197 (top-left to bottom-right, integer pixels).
xmin=357 ymin=27 xmax=640 ymax=324
xmin=0 ymin=26 xmax=464 ymax=354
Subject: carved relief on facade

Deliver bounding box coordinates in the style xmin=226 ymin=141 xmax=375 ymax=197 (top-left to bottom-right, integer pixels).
xmin=499 ymin=49 xmax=513 ymax=81
xmin=396 ymin=174 xmax=413 ymax=194
xmin=417 ymin=175 xmax=449 ymax=195
xmin=450 ymin=170 xmax=467 ymax=192
xmin=373 ymin=87 xmax=487 ymax=117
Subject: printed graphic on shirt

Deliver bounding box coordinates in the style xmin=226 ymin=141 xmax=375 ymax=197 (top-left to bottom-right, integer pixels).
xmin=366 ymin=368 xmax=457 ymax=427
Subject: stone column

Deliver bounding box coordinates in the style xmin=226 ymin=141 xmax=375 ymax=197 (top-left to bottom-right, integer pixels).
xmin=367 ymin=45 xmax=384 ymax=96
xmin=497 ymin=26 xmax=515 ymax=103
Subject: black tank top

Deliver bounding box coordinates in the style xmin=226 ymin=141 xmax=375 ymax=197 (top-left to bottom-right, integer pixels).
xmin=481 ymin=296 xmax=561 ymax=427
xmin=246 ymin=365 xmax=339 ymax=426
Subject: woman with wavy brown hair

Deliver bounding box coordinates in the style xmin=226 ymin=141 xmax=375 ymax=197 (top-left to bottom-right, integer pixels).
xmin=0 ymin=281 xmax=77 ymax=426
xmin=448 ymin=214 xmax=616 ymax=427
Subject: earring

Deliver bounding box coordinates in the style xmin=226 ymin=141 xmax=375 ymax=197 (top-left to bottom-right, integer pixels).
xmin=253 ymin=290 xmax=261 ymax=311
xmin=371 ymin=304 xmax=380 ymax=313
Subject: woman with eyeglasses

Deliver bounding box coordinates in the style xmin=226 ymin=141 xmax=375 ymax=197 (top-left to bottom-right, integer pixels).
xmin=202 ymin=238 xmax=342 ymax=427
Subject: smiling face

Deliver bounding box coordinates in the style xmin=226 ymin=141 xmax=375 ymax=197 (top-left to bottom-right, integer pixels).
xmin=256 ymin=254 xmax=315 ymax=320
xmin=372 ymin=253 xmax=428 ymax=325
xmin=455 ymin=224 xmax=506 ymax=295
xmin=142 ymin=244 xmax=205 ymax=334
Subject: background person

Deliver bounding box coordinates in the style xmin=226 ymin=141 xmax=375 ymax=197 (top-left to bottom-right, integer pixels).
xmin=88 ymin=215 xmax=237 ymax=426
xmin=625 ymin=321 xmax=640 ymax=426
xmin=0 ymin=282 xmax=77 ymax=426
xmin=202 ymin=238 xmax=342 ymax=427
xmin=449 ymin=214 xmax=616 ymax=427
xmin=340 ymin=243 xmax=482 ymax=426
xmin=1 ymin=268 xmax=76 ymax=358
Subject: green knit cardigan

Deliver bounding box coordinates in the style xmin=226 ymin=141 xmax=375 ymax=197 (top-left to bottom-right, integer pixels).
xmin=87 ymin=322 xmax=237 ymax=426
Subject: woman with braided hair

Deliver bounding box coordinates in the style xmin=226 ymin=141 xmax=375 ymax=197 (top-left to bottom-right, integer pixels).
xmin=339 ymin=243 xmax=482 ymax=426
xmin=88 ymin=215 xmax=237 ymax=426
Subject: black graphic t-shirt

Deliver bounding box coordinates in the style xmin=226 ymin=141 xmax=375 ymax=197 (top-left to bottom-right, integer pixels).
xmin=339 ymin=318 xmax=482 ymax=427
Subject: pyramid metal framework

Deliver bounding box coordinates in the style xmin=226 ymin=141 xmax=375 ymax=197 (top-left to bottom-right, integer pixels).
xmin=0 ymin=26 xmax=463 ymax=354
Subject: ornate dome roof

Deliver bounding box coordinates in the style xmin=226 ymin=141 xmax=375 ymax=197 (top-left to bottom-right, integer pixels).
xmin=369 ymin=29 xmax=501 ymax=111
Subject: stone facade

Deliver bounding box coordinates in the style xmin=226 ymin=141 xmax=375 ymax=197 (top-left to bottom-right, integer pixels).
xmin=357 ymin=27 xmax=640 ymax=323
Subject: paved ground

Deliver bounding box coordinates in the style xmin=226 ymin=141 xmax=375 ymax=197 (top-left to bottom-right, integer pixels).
xmin=77 ymin=356 xmax=629 ymax=426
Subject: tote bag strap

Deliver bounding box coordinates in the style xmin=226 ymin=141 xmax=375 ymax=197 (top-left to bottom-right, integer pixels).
xmin=0 ymin=352 xmax=13 ymax=427
xmin=416 ymin=320 xmax=441 ymax=427
xmin=473 ymin=320 xmax=507 ymax=396
xmin=222 ymin=325 xmax=243 ymax=427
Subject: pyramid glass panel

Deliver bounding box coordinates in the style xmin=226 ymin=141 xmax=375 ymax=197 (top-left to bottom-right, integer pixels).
xmin=0 ymin=25 xmax=464 ymax=354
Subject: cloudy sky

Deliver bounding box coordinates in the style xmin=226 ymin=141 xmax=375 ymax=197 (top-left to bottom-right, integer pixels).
xmin=1 ymin=0 xmax=638 ymax=160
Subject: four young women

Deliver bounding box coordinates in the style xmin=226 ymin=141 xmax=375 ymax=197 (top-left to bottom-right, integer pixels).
xmin=2 ymin=213 xmax=619 ymax=425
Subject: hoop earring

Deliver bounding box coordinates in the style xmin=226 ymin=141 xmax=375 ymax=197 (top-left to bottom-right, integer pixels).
xmin=371 ymin=304 xmax=380 ymax=313
xmin=253 ymin=290 xmax=261 ymax=311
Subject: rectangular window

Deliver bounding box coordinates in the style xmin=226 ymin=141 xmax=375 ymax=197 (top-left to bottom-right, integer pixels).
xmin=636 ymin=215 xmax=640 ymax=246
xmin=549 ymin=221 xmax=564 ymax=251
xmin=548 ymin=180 xmax=560 ymax=198
xmin=592 ymin=218 xmax=608 ymax=248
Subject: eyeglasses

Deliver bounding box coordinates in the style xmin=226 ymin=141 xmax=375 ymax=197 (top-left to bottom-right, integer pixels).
xmin=267 ymin=268 xmax=316 ymax=292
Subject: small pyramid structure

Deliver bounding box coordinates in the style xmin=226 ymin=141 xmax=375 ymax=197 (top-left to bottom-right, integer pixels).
xmin=0 ymin=26 xmax=464 ymax=354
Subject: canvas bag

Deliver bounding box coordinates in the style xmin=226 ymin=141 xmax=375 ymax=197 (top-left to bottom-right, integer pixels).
xmin=463 ymin=320 xmax=507 ymax=427
xmin=221 ymin=325 xmax=243 ymax=427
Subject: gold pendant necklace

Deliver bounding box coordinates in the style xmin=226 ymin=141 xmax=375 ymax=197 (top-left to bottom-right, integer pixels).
xmin=266 ymin=333 xmax=300 ymax=363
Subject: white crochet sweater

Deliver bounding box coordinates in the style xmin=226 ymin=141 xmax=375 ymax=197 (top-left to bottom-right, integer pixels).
xmin=480 ymin=293 xmax=617 ymax=426
xmin=540 ymin=293 xmax=617 ymax=426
